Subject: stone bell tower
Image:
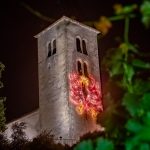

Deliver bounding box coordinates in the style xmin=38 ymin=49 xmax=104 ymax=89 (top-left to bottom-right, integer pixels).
xmin=35 ymin=16 xmax=103 ymax=145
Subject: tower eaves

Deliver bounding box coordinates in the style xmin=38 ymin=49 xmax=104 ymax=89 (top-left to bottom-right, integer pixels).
xmin=34 ymin=16 xmax=100 ymax=38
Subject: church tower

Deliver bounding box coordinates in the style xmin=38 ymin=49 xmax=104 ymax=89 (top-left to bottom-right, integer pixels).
xmin=35 ymin=16 xmax=103 ymax=145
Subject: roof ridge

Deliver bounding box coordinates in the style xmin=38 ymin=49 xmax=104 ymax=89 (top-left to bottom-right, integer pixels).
xmin=34 ymin=16 xmax=100 ymax=38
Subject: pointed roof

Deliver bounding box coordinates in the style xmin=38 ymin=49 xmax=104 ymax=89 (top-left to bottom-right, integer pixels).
xmin=35 ymin=16 xmax=100 ymax=38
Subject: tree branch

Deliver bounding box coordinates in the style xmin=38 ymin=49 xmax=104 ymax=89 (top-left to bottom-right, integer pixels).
xmin=20 ymin=2 xmax=55 ymax=22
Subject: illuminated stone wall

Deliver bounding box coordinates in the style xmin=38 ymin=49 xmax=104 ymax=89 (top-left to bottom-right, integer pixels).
xmin=36 ymin=16 xmax=102 ymax=145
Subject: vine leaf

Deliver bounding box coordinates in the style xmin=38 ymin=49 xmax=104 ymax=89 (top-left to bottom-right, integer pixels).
xmin=123 ymin=63 xmax=135 ymax=83
xmin=132 ymin=59 xmax=150 ymax=69
xmin=126 ymin=119 xmax=142 ymax=133
xmin=140 ymin=0 xmax=150 ymax=28
xmin=74 ymin=140 xmax=94 ymax=150
xmin=123 ymin=93 xmax=141 ymax=117
xmin=96 ymin=138 xmax=114 ymax=150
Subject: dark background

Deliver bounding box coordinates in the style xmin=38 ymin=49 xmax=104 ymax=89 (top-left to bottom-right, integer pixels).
xmin=0 ymin=0 xmax=149 ymax=122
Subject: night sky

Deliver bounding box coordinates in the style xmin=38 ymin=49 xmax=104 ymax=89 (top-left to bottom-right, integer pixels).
xmin=0 ymin=0 xmax=149 ymax=122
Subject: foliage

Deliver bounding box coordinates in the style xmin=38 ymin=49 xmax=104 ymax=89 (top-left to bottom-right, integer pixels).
xmin=140 ymin=0 xmax=150 ymax=28
xmin=74 ymin=138 xmax=114 ymax=150
xmin=0 ymin=98 xmax=6 ymax=132
xmin=0 ymin=123 xmax=72 ymax=150
xmin=75 ymin=0 xmax=150 ymax=150
xmin=0 ymin=133 xmax=10 ymax=150
xmin=10 ymin=122 xmax=28 ymax=150
xmin=26 ymin=131 xmax=54 ymax=150
xmin=26 ymin=130 xmax=71 ymax=150
xmin=94 ymin=16 xmax=112 ymax=35
xmin=0 ymin=62 xmax=6 ymax=132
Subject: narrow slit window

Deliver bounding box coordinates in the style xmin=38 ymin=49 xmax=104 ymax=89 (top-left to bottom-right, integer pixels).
xmin=82 ymin=40 xmax=88 ymax=55
xmin=76 ymin=38 xmax=82 ymax=53
xmin=77 ymin=61 xmax=82 ymax=75
xmin=52 ymin=39 xmax=56 ymax=55
xmin=83 ymin=62 xmax=89 ymax=77
xmin=48 ymin=42 xmax=52 ymax=57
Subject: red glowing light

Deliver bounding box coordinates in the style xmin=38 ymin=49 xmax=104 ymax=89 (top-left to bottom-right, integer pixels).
xmin=69 ymin=73 xmax=103 ymax=119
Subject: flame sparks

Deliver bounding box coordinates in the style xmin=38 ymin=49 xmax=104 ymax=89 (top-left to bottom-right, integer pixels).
xmin=69 ymin=73 xmax=103 ymax=119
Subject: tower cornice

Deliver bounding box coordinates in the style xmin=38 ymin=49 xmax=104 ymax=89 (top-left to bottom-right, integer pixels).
xmin=34 ymin=16 xmax=100 ymax=38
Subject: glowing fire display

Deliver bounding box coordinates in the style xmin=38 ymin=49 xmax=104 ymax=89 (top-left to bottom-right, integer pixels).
xmin=69 ymin=73 xmax=103 ymax=119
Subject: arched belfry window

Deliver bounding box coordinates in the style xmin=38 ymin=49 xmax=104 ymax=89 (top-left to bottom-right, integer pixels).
xmin=76 ymin=38 xmax=82 ymax=53
xmin=48 ymin=42 xmax=52 ymax=57
xmin=52 ymin=39 xmax=56 ymax=55
xmin=77 ymin=60 xmax=82 ymax=75
xmin=47 ymin=39 xmax=57 ymax=58
xmin=83 ymin=62 xmax=89 ymax=77
xmin=76 ymin=37 xmax=88 ymax=55
xmin=82 ymin=40 xmax=88 ymax=55
xmin=77 ymin=60 xmax=89 ymax=77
